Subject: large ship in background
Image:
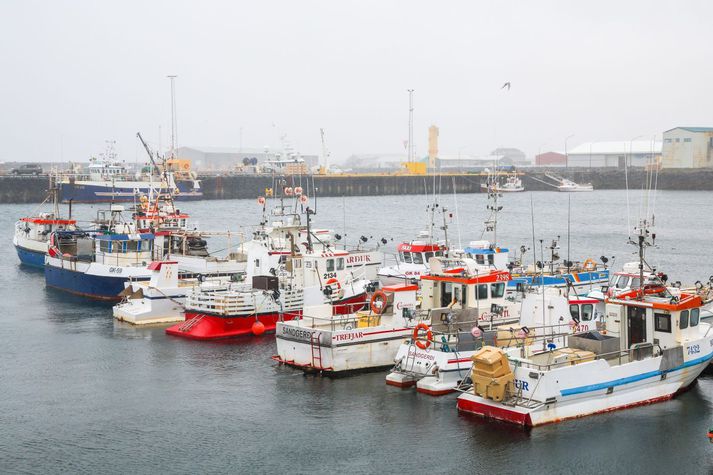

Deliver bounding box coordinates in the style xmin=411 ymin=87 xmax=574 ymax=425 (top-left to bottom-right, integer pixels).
xmin=57 ymin=141 xmax=202 ymax=203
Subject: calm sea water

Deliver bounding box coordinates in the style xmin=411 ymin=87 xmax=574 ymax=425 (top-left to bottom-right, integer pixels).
xmin=2 ymin=190 xmax=713 ymax=474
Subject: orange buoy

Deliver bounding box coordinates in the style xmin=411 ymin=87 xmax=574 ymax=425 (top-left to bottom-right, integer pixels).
xmin=251 ymin=321 xmax=266 ymax=336
xmin=370 ymin=290 xmax=388 ymax=314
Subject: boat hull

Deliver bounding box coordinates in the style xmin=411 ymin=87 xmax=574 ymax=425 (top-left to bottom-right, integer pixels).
xmin=457 ymin=350 xmax=712 ymax=426
xmin=165 ymin=310 xmax=301 ymax=340
xmin=58 ymin=181 xmax=202 ymax=203
xmin=508 ymin=270 xmax=609 ymax=290
xmin=15 ymin=245 xmax=46 ymax=268
xmin=44 ymin=261 xmax=149 ymax=301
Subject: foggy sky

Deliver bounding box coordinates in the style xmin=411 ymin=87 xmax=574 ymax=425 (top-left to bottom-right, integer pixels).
xmin=2 ymin=0 xmax=712 ymax=164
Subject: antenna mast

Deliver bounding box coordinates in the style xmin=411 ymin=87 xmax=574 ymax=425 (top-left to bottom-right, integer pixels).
xmin=320 ymin=128 xmax=330 ymax=173
xmin=167 ymin=75 xmax=178 ymax=157
xmin=407 ymin=89 xmax=414 ymax=163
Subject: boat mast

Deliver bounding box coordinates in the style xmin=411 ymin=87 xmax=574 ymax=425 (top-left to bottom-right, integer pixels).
xmin=407 ymin=89 xmax=414 ymax=163
xmin=167 ymin=75 xmax=178 ymax=158
xmin=484 ymin=182 xmax=502 ymax=245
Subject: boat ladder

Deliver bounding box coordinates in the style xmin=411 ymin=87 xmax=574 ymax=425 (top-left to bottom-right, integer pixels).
xmin=310 ymin=333 xmax=323 ymax=370
xmin=178 ymin=314 xmax=205 ymax=332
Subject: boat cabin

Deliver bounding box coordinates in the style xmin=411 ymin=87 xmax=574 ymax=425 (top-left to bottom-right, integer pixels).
xmin=17 ymin=214 xmax=76 ymax=242
xmin=606 ymin=288 xmax=705 ymax=352
xmin=420 ymin=257 xmax=515 ymax=325
xmin=397 ymin=241 xmax=447 ymax=265
xmin=93 ymin=233 xmax=155 ymax=266
xmin=461 ymin=240 xmax=509 ymax=269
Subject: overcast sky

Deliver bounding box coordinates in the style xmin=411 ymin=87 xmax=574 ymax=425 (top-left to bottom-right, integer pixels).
xmin=2 ymin=0 xmax=712 ymax=164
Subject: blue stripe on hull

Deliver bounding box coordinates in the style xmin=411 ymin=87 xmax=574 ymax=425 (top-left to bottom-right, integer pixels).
xmin=15 ymin=246 xmax=46 ymax=268
xmin=44 ymin=264 xmax=130 ymax=301
xmin=507 ymin=270 xmax=610 ymax=288
xmin=59 ymin=182 xmax=202 ymax=203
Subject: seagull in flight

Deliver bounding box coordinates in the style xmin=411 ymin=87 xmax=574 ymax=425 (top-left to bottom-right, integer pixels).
xmin=501 ymin=82 xmax=511 ymax=90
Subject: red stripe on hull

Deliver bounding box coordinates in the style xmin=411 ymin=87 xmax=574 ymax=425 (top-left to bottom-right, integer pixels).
xmin=165 ymin=311 xmax=301 ymax=340
xmin=457 ymin=396 xmax=531 ymax=426
xmin=385 ymin=379 xmax=417 ymax=389
xmin=416 ymin=386 xmax=454 ymax=396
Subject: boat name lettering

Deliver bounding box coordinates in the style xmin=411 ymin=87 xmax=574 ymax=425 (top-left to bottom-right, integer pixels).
xmin=396 ymin=301 xmax=415 ymax=310
xmin=109 ymin=267 xmax=123 ymax=274
xmin=334 ymin=331 xmax=364 ymax=341
xmin=687 ymin=344 xmax=700 ymax=355
xmin=514 ymin=379 xmax=530 ymax=391
xmin=281 ymin=326 xmax=316 ymax=341
xmin=407 ymin=348 xmax=435 ymax=361
xmin=479 ymin=309 xmax=510 ymax=320
xmin=346 ymin=255 xmax=371 ymax=264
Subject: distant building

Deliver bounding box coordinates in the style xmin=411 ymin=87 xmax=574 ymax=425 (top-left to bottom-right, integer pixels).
xmin=177 ymin=146 xmax=318 ymax=171
xmin=436 ymin=154 xmax=509 ymax=171
xmin=491 ymin=148 xmax=529 ymax=167
xmin=564 ymin=141 xmax=661 ymax=168
xmin=661 ymin=127 xmax=713 ymax=168
xmin=535 ymin=151 xmax=566 ymax=166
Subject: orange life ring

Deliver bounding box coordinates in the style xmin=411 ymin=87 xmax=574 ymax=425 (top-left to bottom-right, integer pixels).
xmin=182 ymin=163 xmax=190 ymax=170
xmin=413 ymin=322 xmax=432 ymax=350
xmin=583 ymin=258 xmax=596 ymax=270
xmin=325 ymin=278 xmax=341 ymax=291
xmin=370 ymin=290 xmax=388 ymax=314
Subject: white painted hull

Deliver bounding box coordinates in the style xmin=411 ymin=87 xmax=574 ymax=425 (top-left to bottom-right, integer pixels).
xmin=457 ymin=340 xmax=713 ymax=426
xmin=275 ymin=322 xmax=414 ymax=373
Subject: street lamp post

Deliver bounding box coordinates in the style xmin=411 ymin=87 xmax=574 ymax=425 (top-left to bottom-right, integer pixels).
xmin=565 ymin=134 xmax=575 ymax=169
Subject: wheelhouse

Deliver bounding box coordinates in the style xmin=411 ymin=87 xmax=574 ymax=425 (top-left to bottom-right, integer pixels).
xmin=397 ymin=242 xmax=446 ymax=265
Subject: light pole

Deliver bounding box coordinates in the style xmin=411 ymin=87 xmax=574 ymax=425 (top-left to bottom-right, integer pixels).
xmin=564 ymin=134 xmax=574 ymax=169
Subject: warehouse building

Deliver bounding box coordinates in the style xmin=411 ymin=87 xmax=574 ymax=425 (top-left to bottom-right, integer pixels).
xmin=661 ymin=127 xmax=713 ymax=168
xmin=563 ymin=141 xmax=661 ymax=168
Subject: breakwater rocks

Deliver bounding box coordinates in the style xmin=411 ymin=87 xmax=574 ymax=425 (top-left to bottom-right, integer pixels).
xmin=1 ymin=168 xmax=712 ymax=204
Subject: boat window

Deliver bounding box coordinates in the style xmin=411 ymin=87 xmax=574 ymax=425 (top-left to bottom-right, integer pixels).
xmin=402 ymin=252 xmax=412 ymax=263
xmin=581 ymin=304 xmax=593 ymax=321
xmin=305 ymin=261 xmax=312 ymax=268
xmin=441 ymin=282 xmax=453 ymax=307
xmin=326 ymin=259 xmax=335 ymax=272
xmin=654 ymin=313 xmax=671 ymax=332
xmin=337 ymin=258 xmax=345 ymax=270
xmin=424 ymin=252 xmax=434 ymax=262
xmin=412 ymin=253 xmax=423 ymax=264
xmin=690 ymin=308 xmax=700 ymax=327
xmin=435 ymin=250 xmax=443 ymax=257
xmin=461 ymin=285 xmax=467 ymax=307
xmin=126 ymin=240 xmax=140 ymax=252
xmin=570 ymin=304 xmax=580 ymax=320
xmin=255 ymin=259 xmax=260 ymax=269
xmin=490 ymin=283 xmax=505 ymax=298
xmin=99 ymin=240 xmax=111 ymax=253
xmin=615 ymin=277 xmax=630 ymax=289
xmin=487 ymin=254 xmax=495 ymax=265
xmin=630 ymin=277 xmax=641 ymax=289
xmin=477 ymin=284 xmax=488 ymax=300
xmin=680 ymin=310 xmax=689 ymax=329
xmin=475 ymin=254 xmax=485 ymax=265
xmin=144 ymin=240 xmax=152 ymax=251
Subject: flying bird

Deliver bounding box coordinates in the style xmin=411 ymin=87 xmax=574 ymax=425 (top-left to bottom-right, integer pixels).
xmin=501 ymin=82 xmax=511 ymax=90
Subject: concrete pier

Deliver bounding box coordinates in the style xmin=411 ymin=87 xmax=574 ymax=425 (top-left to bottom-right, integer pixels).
xmin=1 ymin=169 xmax=711 ymax=204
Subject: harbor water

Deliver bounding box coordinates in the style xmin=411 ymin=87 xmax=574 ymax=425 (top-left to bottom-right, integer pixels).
xmin=2 ymin=190 xmax=713 ymax=474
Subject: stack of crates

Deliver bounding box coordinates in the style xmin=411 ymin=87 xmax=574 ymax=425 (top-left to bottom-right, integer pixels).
xmin=470 ymin=346 xmax=515 ymax=402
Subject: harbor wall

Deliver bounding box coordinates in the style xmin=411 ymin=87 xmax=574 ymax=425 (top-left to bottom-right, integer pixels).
xmin=1 ymin=169 xmax=712 ymax=204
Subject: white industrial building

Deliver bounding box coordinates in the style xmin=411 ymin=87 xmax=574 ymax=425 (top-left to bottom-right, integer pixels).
xmin=661 ymin=127 xmax=713 ymax=168
xmin=564 ymin=141 xmax=661 ymax=168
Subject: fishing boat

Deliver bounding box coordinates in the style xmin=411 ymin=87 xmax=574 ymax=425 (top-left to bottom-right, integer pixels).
xmin=273 ymin=283 xmax=427 ymax=373
xmin=480 ymin=172 xmax=524 ymax=193
xmin=13 ymin=178 xmax=77 ymax=268
xmin=44 ymin=205 xmax=156 ymax=301
xmin=386 ymin=286 xmax=604 ymax=395
xmin=456 ymin=220 xmax=713 ymax=426
xmin=57 ymin=139 xmax=201 ymax=203
xmin=557 ymin=179 xmax=593 ymax=192
xmin=544 ymin=173 xmax=594 ymax=192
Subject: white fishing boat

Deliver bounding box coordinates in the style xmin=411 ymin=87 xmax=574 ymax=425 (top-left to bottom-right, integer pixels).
xmin=386 ymin=287 xmax=604 ymax=395
xmin=13 ymin=178 xmax=77 ymax=268
xmin=274 ymin=283 xmax=427 ymax=373
xmin=481 ymin=172 xmax=524 ymax=193
xmin=557 ymin=179 xmax=594 ymax=192
xmin=456 ymin=220 xmax=713 ymax=426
